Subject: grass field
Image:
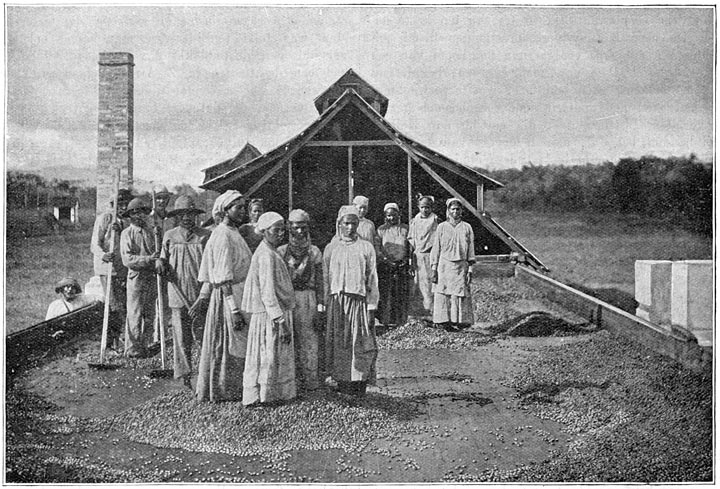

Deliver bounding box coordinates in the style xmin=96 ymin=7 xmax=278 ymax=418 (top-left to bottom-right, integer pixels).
xmin=4 ymin=209 xmax=714 ymax=335
xmin=493 ymin=210 xmax=713 ymax=295
xmin=6 ymin=209 xmax=97 ymax=334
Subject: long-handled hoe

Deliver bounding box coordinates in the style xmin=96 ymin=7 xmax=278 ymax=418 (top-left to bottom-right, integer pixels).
xmin=88 ymin=170 xmax=122 ymax=370
xmin=148 ymin=189 xmax=174 ymax=379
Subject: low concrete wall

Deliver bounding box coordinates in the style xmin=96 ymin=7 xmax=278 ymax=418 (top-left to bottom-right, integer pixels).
xmin=515 ymin=265 xmax=711 ymax=372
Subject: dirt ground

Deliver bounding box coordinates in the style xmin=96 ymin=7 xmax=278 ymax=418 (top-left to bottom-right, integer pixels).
xmin=9 ymin=331 xmax=584 ymax=484
xmin=5 ymin=273 xmax=712 ymax=483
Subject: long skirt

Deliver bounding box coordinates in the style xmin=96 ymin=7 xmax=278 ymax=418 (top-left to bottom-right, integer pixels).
xmin=325 ymin=293 xmax=377 ymax=383
xmin=196 ymin=287 xmax=248 ymax=402
xmin=414 ymin=251 xmax=434 ymax=312
xmin=293 ymin=290 xmax=320 ymax=390
xmin=243 ymin=311 xmax=297 ymax=405
xmin=171 ymin=307 xmax=193 ymax=380
xmin=377 ymin=261 xmax=410 ymax=326
xmin=432 ymin=259 xmax=474 ymax=325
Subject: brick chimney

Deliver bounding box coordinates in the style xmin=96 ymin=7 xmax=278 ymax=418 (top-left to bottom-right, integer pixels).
xmin=96 ymin=52 xmax=134 ymax=214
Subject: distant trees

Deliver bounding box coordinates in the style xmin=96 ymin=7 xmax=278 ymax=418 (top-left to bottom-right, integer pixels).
xmin=489 ymin=156 xmax=713 ymax=236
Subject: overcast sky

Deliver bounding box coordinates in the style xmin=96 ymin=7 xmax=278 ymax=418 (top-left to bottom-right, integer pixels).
xmin=6 ymin=5 xmax=715 ymax=187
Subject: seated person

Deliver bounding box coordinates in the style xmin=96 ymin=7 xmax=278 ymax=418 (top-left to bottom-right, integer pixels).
xmin=45 ymin=277 xmax=97 ymax=320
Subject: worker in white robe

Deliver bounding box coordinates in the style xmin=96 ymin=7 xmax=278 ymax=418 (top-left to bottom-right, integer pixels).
xmin=430 ymin=198 xmax=475 ymax=332
xmin=192 ymin=190 xmax=252 ymax=402
xmin=277 ymin=209 xmax=324 ymax=392
xmin=242 ymin=212 xmax=297 ymax=407
xmin=324 ymin=205 xmax=379 ymax=397
xmin=408 ymin=195 xmax=439 ymax=316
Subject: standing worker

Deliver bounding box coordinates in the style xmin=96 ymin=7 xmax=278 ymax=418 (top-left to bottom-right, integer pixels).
xmin=120 ymin=197 xmax=162 ymax=358
xmin=158 ymin=196 xmax=211 ymax=388
xmin=90 ymin=188 xmax=133 ymax=350
xmin=323 ymin=205 xmax=379 ymax=397
xmin=376 ymin=202 xmax=411 ymax=327
xmin=277 ymin=209 xmax=324 ymax=392
xmin=238 ymin=198 xmax=265 ymax=253
xmin=192 ymin=190 xmax=252 ymax=402
xmin=407 ymin=195 xmax=439 ymax=319
xmin=352 ymin=195 xmax=381 ymax=252
xmin=430 ymin=198 xmax=476 ymax=332
xmin=242 ymin=212 xmax=297 ymax=407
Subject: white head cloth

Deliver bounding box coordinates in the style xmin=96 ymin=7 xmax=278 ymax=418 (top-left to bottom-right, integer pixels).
xmin=215 ymin=190 xmax=244 ymax=212
xmin=288 ymin=209 xmax=311 ymax=223
xmin=352 ymin=195 xmax=369 ymax=207
xmin=256 ymin=211 xmax=284 ymax=233
xmin=384 ymin=202 xmax=399 ymax=213
xmin=446 ymin=197 xmax=462 ymax=208
xmin=337 ymin=205 xmax=359 ymax=220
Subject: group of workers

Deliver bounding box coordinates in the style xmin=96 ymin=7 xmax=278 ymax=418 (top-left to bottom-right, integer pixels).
xmin=50 ymin=185 xmax=476 ymax=407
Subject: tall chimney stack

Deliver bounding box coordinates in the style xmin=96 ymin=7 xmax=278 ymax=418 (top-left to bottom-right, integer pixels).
xmin=97 ymin=52 xmax=134 ymax=213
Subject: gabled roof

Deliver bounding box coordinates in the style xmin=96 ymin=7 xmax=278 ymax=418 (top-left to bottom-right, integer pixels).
xmin=313 ymin=68 xmax=389 ymax=117
xmin=201 ymin=142 xmax=261 ymax=185
xmin=200 ymin=88 xmax=503 ymax=192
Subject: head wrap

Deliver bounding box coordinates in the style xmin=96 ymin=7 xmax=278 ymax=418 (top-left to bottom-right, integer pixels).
xmin=286 ymin=211 xmax=312 ymax=263
xmin=337 ymin=205 xmax=359 ymax=220
xmin=352 ymin=195 xmax=369 ymax=207
xmin=383 ymin=202 xmax=399 ymax=213
xmin=211 ymin=194 xmax=225 ymax=219
xmin=335 ymin=205 xmax=359 ymax=242
xmin=215 ymin=190 xmax=244 ymax=212
xmin=418 ymin=195 xmax=435 ymax=204
xmin=55 ymin=277 xmax=81 ymax=294
xmin=256 ymin=211 xmax=284 ymax=233
xmin=446 ymin=197 xmax=462 ymax=208
xmin=288 ymin=209 xmax=311 ymax=223
xmin=445 ymin=197 xmax=463 ymax=224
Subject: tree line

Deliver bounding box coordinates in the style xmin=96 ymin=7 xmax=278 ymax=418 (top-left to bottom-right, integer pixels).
xmin=486 ymin=155 xmax=713 ymax=236
xmin=7 ymin=154 xmax=713 ymax=236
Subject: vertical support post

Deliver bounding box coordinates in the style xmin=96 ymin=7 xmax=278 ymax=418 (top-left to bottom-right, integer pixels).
xmin=288 ymin=157 xmax=293 ymax=213
xmin=348 ymin=145 xmax=354 ymax=203
xmin=476 ymin=183 xmax=485 ymax=213
xmin=407 ymin=153 xmax=413 ymax=225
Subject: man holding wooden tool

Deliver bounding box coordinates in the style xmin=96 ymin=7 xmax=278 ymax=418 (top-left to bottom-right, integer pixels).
xmin=90 ymin=187 xmax=133 ymax=351
xmin=120 ymin=197 xmax=162 ymax=358
xmin=158 ymin=195 xmax=211 ymax=387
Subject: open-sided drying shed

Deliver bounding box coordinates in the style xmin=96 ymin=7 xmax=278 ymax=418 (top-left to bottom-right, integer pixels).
xmin=200 ymin=69 xmax=545 ymax=270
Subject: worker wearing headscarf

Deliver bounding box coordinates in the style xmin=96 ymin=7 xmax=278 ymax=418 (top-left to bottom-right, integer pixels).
xmin=376 ymin=202 xmax=411 ymax=327
xmin=352 ymin=195 xmax=381 ymax=254
xmin=242 ymin=212 xmax=297 ymax=406
xmin=238 ymin=198 xmax=265 ymax=253
xmin=194 ymin=190 xmax=253 ymax=402
xmin=430 ymin=197 xmax=475 ymax=332
xmin=407 ymin=195 xmax=439 ymax=316
xmin=323 ymin=204 xmax=379 ymax=396
xmin=277 ymin=209 xmax=324 ymax=391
